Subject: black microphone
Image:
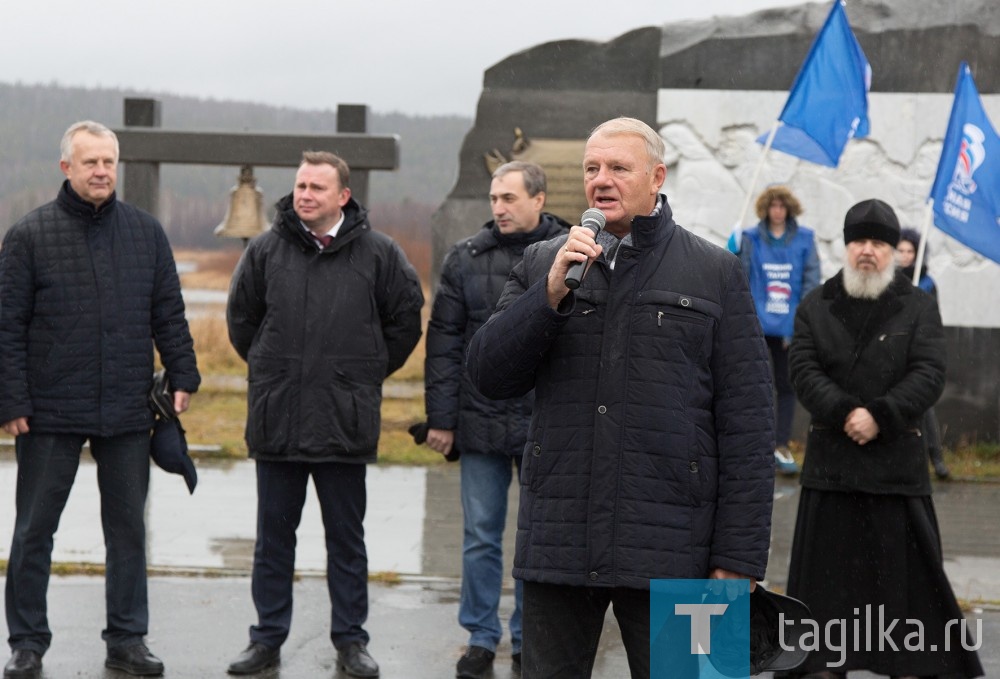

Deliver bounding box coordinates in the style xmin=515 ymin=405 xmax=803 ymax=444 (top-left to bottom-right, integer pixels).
xmin=564 ymin=208 xmax=606 ymax=290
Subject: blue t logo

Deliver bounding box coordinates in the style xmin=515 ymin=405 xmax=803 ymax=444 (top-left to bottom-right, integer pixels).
xmin=650 ymin=579 xmax=750 ymax=678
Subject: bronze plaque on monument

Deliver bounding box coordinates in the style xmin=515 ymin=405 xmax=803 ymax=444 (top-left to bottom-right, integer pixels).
xmin=485 ymin=129 xmax=588 ymax=224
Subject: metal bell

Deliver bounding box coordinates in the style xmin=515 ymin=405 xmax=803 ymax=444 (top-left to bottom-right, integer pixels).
xmin=214 ymin=165 xmax=269 ymax=241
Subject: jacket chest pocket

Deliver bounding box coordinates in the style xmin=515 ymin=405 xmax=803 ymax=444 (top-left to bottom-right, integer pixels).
xmin=877 ymin=331 xmax=910 ymax=347
xmin=872 ymin=331 xmax=912 ymax=375
xmin=635 ymin=290 xmax=718 ymax=363
xmin=566 ymin=289 xmax=606 ymax=329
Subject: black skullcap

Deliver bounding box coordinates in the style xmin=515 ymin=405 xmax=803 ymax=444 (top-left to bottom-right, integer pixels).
xmin=843 ymin=199 xmax=900 ymax=247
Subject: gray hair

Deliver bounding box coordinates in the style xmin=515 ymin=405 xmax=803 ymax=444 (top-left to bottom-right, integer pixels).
xmin=60 ymin=121 xmax=119 ymax=163
xmin=588 ymin=117 xmax=666 ymax=170
xmin=492 ymin=161 xmax=546 ymax=197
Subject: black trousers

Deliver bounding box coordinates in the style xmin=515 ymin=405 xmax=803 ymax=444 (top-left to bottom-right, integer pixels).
xmin=767 ymin=336 xmax=796 ymax=448
xmin=248 ymin=460 xmax=369 ymax=650
xmin=521 ymin=581 xmax=653 ymax=679
xmin=5 ymin=431 xmax=151 ymax=653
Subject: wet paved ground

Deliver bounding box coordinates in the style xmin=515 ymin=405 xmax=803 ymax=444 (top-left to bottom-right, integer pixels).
xmin=0 ymin=451 xmax=997 ymax=677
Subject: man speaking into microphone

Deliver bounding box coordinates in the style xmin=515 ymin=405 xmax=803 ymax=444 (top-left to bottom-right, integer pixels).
xmin=467 ymin=117 xmax=776 ymax=678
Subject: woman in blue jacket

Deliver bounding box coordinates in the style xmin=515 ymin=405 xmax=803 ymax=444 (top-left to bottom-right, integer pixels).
xmin=730 ymin=186 xmax=820 ymax=475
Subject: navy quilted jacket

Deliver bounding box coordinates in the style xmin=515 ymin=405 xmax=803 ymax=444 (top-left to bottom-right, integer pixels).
xmin=0 ymin=182 xmax=200 ymax=434
xmin=424 ymin=214 xmax=568 ymax=456
xmin=467 ymin=199 xmax=775 ymax=588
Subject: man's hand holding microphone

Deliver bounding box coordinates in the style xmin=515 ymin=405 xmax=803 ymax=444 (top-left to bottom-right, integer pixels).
xmin=546 ymin=208 xmax=606 ymax=308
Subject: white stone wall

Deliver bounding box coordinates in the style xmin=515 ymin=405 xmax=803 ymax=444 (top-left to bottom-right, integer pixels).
xmin=657 ymin=89 xmax=1000 ymax=328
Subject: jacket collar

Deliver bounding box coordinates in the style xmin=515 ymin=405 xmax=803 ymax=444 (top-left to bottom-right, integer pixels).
xmin=57 ymin=180 xmax=118 ymax=219
xmin=467 ymin=212 xmax=570 ymax=256
xmin=625 ymin=194 xmax=676 ymax=250
xmin=272 ymin=193 xmax=369 ymax=251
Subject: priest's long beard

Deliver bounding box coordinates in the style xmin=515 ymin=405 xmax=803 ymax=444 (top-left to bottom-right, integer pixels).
xmin=843 ymin=261 xmax=895 ymax=299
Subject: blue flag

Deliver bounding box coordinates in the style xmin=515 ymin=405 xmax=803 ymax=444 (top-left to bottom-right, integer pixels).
xmin=758 ymin=0 xmax=871 ymax=167
xmin=929 ymin=62 xmax=1000 ymax=265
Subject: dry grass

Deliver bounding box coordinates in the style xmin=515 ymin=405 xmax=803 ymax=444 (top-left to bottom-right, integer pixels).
xmin=381 ymin=393 xmax=424 ymax=427
xmin=392 ymin=333 xmax=426 ymax=383
xmin=945 ymin=444 xmax=1000 ymax=479
xmin=181 ymin=388 xmax=250 ymax=457
xmin=369 ymin=571 xmax=403 ymax=585
xmin=189 ymin=316 xmax=246 ymax=376
xmin=177 ymin=247 xmax=243 ymax=290
xmin=183 ymin=390 xmax=440 ymax=465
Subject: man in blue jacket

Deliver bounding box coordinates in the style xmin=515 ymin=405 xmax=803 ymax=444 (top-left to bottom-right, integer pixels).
xmin=424 ymin=161 xmax=568 ymax=678
xmin=0 ymin=121 xmax=200 ymax=678
xmin=467 ymin=118 xmax=775 ymax=678
xmin=226 ymin=151 xmax=423 ymax=678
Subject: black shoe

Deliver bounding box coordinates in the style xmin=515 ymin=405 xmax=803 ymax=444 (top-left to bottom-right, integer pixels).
xmin=456 ymin=646 xmax=495 ymax=678
xmin=227 ymin=642 xmax=280 ymax=675
xmin=511 ymin=651 xmax=521 ymax=676
xmin=3 ymin=649 xmax=42 ymax=679
xmin=337 ymin=642 xmax=379 ymax=678
xmin=105 ymin=643 xmax=164 ymax=676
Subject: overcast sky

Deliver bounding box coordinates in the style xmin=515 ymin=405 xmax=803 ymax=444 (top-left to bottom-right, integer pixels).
xmin=4 ymin=0 xmax=806 ymax=117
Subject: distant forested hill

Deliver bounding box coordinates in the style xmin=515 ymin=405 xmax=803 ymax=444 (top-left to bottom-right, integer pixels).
xmin=0 ymin=82 xmax=471 ymax=275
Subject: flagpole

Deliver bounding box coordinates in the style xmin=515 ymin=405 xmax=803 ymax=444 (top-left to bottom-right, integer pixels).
xmin=914 ymin=200 xmax=934 ymax=286
xmin=733 ymin=121 xmax=779 ymax=251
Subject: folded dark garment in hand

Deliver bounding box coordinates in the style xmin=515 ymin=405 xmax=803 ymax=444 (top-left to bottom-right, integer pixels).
xmin=408 ymin=422 xmax=460 ymax=462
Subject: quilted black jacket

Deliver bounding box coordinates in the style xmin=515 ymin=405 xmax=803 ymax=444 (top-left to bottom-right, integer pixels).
xmin=227 ymin=194 xmax=424 ymax=463
xmin=789 ymin=270 xmax=945 ymax=496
xmin=424 ymin=214 xmax=568 ymax=456
xmin=467 ymin=199 xmax=775 ymax=588
xmin=0 ymin=182 xmax=200 ymax=434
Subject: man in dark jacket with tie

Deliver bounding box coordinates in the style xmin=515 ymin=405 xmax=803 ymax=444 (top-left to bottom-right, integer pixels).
xmin=424 ymin=161 xmax=568 ymax=678
xmin=467 ymin=118 xmax=775 ymax=677
xmin=226 ymin=151 xmax=423 ymax=678
xmin=0 ymin=120 xmax=200 ymax=678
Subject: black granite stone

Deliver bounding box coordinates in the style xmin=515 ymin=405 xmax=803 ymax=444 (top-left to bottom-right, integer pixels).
xmin=660 ymin=27 xmax=1000 ymax=93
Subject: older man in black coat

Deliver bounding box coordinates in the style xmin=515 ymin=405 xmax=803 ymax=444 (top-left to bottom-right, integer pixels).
xmin=0 ymin=120 xmax=199 ymax=678
xmin=467 ymin=118 xmax=775 ymax=678
xmin=785 ymin=199 xmax=983 ymax=678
